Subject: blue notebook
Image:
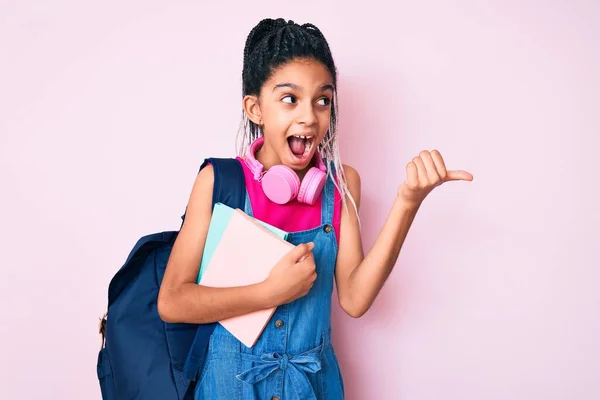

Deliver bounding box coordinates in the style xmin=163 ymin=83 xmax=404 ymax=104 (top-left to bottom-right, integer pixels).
xmin=197 ymin=202 xmax=290 ymax=283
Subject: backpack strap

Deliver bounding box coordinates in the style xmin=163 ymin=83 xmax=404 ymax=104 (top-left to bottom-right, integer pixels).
xmin=180 ymin=157 xmax=246 ymax=225
xmin=204 ymin=157 xmax=246 ymax=213
xmin=181 ymin=157 xmax=246 ymax=381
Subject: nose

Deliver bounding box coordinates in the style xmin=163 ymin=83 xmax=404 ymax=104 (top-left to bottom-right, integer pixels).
xmin=297 ymin=102 xmax=318 ymax=127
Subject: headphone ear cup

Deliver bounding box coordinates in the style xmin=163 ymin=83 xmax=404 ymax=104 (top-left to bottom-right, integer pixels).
xmin=297 ymin=167 xmax=327 ymax=205
xmin=261 ymin=165 xmax=301 ymax=204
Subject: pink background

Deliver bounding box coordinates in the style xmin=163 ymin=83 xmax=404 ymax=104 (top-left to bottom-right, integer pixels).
xmin=1 ymin=1 xmax=599 ymax=399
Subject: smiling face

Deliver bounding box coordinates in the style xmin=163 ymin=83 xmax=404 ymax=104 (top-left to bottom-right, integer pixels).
xmin=243 ymin=57 xmax=334 ymax=176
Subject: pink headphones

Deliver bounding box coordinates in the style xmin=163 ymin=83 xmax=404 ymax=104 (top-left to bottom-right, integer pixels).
xmin=244 ymin=136 xmax=327 ymax=205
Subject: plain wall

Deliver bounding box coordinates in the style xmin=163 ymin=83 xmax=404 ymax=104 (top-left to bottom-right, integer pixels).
xmin=1 ymin=0 xmax=598 ymax=399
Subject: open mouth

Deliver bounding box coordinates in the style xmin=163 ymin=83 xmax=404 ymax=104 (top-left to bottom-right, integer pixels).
xmin=287 ymin=135 xmax=315 ymax=160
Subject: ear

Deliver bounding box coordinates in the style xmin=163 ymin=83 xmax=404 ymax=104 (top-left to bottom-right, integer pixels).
xmin=243 ymin=95 xmax=263 ymax=126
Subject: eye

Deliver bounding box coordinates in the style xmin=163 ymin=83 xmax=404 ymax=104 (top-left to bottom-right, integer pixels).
xmin=281 ymin=95 xmax=297 ymax=104
xmin=317 ymin=97 xmax=331 ymax=106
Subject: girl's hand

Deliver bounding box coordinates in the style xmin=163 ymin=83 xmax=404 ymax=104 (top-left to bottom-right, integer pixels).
xmin=398 ymin=150 xmax=473 ymax=208
xmin=262 ymin=242 xmax=317 ymax=306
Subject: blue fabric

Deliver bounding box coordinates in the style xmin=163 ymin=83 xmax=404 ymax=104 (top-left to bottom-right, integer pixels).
xmin=97 ymin=158 xmax=246 ymax=400
xmin=194 ymin=170 xmax=345 ymax=399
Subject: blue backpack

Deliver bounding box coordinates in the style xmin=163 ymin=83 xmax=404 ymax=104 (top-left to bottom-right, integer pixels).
xmin=97 ymin=158 xmax=246 ymax=399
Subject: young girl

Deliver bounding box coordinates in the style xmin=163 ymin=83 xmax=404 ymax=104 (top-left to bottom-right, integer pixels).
xmin=158 ymin=18 xmax=473 ymax=399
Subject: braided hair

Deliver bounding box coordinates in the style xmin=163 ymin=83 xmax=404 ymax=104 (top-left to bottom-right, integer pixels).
xmin=236 ymin=18 xmax=357 ymax=216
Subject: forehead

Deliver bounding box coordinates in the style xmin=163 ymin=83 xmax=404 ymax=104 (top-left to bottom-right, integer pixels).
xmin=264 ymin=58 xmax=333 ymax=90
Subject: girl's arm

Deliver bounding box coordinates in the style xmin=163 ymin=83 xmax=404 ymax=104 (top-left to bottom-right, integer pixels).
xmin=157 ymin=164 xmax=273 ymax=324
xmin=335 ymin=150 xmax=473 ymax=318
xmin=158 ymin=164 xmax=317 ymax=324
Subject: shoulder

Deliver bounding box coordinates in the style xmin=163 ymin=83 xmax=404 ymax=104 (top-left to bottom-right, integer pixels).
xmin=194 ymin=162 xmax=215 ymax=190
xmin=193 ymin=157 xmax=242 ymax=191
xmin=183 ymin=163 xmax=215 ymax=219
xmin=341 ymin=164 xmax=361 ymax=200
xmin=341 ymin=164 xmax=360 ymax=184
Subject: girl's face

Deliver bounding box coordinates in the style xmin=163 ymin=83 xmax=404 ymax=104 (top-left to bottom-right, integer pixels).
xmin=244 ymin=58 xmax=334 ymax=175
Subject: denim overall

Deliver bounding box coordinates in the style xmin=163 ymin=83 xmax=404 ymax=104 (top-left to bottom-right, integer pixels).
xmin=194 ymin=174 xmax=345 ymax=400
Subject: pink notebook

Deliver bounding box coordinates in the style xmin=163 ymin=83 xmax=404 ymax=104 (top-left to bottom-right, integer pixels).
xmin=199 ymin=208 xmax=294 ymax=348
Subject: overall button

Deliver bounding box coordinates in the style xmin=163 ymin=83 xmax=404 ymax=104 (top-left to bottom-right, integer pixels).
xmin=275 ymin=319 xmax=284 ymax=328
xmin=323 ymin=224 xmax=332 ymax=233
xmin=272 ymin=397 xmax=280 ymax=400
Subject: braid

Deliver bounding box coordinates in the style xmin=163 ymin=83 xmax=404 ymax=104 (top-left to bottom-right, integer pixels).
xmin=243 ymin=18 xmax=284 ymax=67
xmin=237 ymin=18 xmax=357 ymax=218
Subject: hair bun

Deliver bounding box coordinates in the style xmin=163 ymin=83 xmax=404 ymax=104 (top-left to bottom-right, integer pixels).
xmin=243 ymin=18 xmax=289 ymax=63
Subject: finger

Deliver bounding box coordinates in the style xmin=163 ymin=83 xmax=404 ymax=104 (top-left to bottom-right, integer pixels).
xmin=419 ymin=151 xmax=441 ymax=184
xmin=406 ymin=162 xmax=418 ymax=188
xmin=430 ymin=150 xmax=447 ymax=181
xmin=412 ymin=156 xmax=428 ymax=187
xmin=445 ymin=170 xmax=474 ymax=181
xmin=290 ymin=242 xmax=314 ymax=262
xmin=299 ymin=251 xmax=315 ymax=264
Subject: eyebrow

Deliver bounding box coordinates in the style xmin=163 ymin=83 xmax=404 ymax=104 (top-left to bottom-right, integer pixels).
xmin=273 ymin=83 xmax=335 ymax=92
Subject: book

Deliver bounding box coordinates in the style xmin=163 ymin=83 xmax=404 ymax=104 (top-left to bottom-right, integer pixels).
xmin=197 ymin=202 xmax=289 ymax=283
xmin=197 ymin=202 xmax=293 ymax=347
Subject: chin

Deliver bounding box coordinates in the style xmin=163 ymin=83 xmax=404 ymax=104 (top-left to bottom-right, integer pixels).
xmin=284 ymin=147 xmax=318 ymax=171
xmin=283 ymin=135 xmax=321 ymax=171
